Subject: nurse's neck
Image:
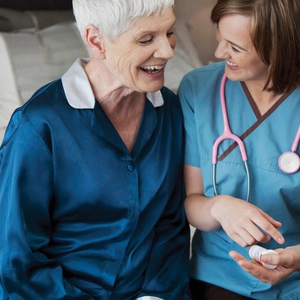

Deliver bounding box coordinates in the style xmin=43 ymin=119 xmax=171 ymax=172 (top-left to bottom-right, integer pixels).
xmin=245 ymin=81 xmax=283 ymax=116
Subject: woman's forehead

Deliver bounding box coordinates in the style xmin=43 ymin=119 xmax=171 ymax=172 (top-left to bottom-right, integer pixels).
xmin=129 ymin=7 xmax=175 ymax=35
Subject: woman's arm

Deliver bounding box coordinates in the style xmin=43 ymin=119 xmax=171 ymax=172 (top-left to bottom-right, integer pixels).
xmin=0 ymin=113 xmax=93 ymax=300
xmin=184 ymin=164 xmax=285 ymax=247
xmin=184 ymin=164 xmax=221 ymax=231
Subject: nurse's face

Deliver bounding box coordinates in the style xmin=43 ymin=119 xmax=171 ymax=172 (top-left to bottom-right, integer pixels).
xmin=103 ymin=7 xmax=176 ymax=93
xmin=214 ymin=14 xmax=268 ymax=84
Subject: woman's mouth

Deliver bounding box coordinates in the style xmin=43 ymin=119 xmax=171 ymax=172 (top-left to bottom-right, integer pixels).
xmin=226 ymin=60 xmax=239 ymax=70
xmin=140 ymin=65 xmax=165 ymax=74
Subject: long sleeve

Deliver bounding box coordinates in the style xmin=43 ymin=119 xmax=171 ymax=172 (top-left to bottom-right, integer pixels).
xmin=137 ymin=159 xmax=191 ymax=300
xmin=0 ymin=112 xmax=93 ymax=300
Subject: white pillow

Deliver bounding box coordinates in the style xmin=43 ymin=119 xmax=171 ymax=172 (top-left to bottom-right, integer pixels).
xmin=1 ymin=22 xmax=90 ymax=104
xmin=0 ymin=34 xmax=22 ymax=143
xmin=0 ymin=21 xmax=89 ymax=142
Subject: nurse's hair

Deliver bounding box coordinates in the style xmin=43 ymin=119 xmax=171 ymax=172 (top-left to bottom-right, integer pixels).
xmin=211 ymin=0 xmax=300 ymax=95
xmin=73 ymin=0 xmax=174 ymax=41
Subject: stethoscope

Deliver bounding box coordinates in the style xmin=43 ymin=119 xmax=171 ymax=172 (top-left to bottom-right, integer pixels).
xmin=212 ymin=74 xmax=300 ymax=202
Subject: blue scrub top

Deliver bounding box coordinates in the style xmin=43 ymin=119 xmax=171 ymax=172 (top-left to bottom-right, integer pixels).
xmin=178 ymin=61 xmax=300 ymax=299
xmin=0 ymin=60 xmax=190 ymax=300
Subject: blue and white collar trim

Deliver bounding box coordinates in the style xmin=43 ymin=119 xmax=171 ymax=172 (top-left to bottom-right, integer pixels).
xmin=62 ymin=58 xmax=164 ymax=109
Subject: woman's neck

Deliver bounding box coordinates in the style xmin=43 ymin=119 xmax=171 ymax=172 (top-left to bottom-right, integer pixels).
xmin=245 ymin=81 xmax=283 ymax=115
xmin=84 ymin=58 xmax=146 ymax=153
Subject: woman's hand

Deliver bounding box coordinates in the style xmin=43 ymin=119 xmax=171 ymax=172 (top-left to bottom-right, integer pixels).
xmin=210 ymin=196 xmax=285 ymax=247
xmin=184 ymin=165 xmax=284 ymax=247
xmin=229 ymin=245 xmax=300 ymax=284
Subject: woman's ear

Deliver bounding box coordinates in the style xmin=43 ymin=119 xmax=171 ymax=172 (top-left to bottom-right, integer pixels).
xmin=84 ymin=25 xmax=106 ymax=58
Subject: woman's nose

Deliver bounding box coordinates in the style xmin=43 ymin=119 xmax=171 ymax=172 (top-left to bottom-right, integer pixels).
xmin=214 ymin=40 xmax=229 ymax=60
xmin=153 ymin=38 xmax=175 ymax=60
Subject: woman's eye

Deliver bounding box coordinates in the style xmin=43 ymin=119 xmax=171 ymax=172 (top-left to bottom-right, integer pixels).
xmin=167 ymin=31 xmax=174 ymax=38
xmin=139 ymin=38 xmax=153 ymax=45
xmin=231 ymin=46 xmax=240 ymax=52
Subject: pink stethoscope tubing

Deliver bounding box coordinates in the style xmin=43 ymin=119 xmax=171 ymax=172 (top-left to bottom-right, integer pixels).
xmin=278 ymin=126 xmax=300 ymax=173
xmin=212 ymin=74 xmax=250 ymax=201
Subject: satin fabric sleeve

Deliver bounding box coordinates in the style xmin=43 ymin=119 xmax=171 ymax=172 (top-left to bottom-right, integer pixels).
xmin=0 ymin=112 xmax=93 ymax=300
xmin=136 ymin=150 xmax=191 ymax=299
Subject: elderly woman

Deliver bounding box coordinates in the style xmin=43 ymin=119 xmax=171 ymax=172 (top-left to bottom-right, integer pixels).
xmin=0 ymin=0 xmax=190 ymax=299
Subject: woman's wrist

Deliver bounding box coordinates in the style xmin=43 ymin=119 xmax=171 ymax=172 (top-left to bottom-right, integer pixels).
xmin=293 ymin=244 xmax=300 ymax=272
xmin=210 ymin=194 xmax=230 ymax=223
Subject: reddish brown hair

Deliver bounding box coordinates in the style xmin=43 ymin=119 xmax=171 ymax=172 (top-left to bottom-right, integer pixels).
xmin=211 ymin=0 xmax=300 ymax=95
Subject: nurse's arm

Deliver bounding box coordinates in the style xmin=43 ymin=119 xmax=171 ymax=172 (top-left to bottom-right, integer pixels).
xmin=184 ymin=164 xmax=285 ymax=247
xmin=184 ymin=164 xmax=222 ymax=231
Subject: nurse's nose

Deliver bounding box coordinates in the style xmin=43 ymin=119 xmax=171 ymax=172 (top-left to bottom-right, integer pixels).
xmin=214 ymin=39 xmax=230 ymax=60
xmin=153 ymin=37 xmax=175 ymax=60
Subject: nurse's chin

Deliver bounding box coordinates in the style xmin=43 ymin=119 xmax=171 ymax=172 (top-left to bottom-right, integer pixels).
xmin=225 ymin=68 xmax=243 ymax=82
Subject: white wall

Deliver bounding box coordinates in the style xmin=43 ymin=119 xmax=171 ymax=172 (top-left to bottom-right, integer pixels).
xmin=174 ymin=0 xmax=218 ymax=64
xmin=174 ymin=0 xmax=216 ymax=20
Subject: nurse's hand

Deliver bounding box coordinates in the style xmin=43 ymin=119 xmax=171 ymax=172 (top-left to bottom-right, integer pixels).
xmin=229 ymin=245 xmax=300 ymax=284
xmin=210 ymin=195 xmax=285 ymax=247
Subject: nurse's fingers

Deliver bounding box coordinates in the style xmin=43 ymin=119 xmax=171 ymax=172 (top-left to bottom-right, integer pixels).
xmin=229 ymin=250 xmax=273 ymax=282
xmin=252 ymin=211 xmax=285 ymax=245
xmin=230 ymin=232 xmax=251 ymax=248
xmin=229 ymin=250 xmax=293 ymax=284
xmin=229 ymin=250 xmax=262 ymax=268
xmin=221 ymin=216 xmax=270 ymax=247
xmin=259 ymin=210 xmax=282 ymax=228
xmin=261 ymin=246 xmax=300 ymax=270
xmin=234 ymin=223 xmax=270 ymax=246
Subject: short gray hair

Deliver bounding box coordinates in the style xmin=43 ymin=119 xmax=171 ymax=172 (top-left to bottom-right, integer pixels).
xmin=73 ymin=0 xmax=174 ymax=41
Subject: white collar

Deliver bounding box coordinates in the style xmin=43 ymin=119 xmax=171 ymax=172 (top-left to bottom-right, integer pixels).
xmin=61 ymin=58 xmax=164 ymax=109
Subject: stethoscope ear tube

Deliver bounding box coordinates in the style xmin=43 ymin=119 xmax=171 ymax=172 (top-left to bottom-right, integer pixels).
xmin=213 ymin=161 xmax=250 ymax=202
xmin=212 ymin=73 xmax=250 ymax=201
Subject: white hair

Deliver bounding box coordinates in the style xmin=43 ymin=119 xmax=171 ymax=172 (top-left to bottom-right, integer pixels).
xmin=73 ymin=0 xmax=174 ymax=41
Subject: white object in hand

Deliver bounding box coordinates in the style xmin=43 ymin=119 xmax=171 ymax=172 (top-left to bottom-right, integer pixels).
xmin=249 ymin=245 xmax=278 ymax=269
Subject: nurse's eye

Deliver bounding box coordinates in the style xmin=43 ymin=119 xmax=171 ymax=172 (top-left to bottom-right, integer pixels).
xmin=167 ymin=31 xmax=174 ymax=38
xmin=231 ymin=45 xmax=241 ymax=52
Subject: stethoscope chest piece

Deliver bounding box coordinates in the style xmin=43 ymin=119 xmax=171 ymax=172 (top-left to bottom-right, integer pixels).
xmin=278 ymin=152 xmax=300 ymax=174
xmin=278 ymin=126 xmax=300 ymax=174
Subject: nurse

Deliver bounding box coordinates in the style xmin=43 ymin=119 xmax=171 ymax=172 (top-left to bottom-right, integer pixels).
xmin=178 ymin=0 xmax=300 ymax=299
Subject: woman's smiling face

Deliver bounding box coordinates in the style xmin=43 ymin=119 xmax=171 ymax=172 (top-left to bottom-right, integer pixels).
xmin=102 ymin=6 xmax=176 ymax=93
xmin=214 ymin=14 xmax=268 ymax=85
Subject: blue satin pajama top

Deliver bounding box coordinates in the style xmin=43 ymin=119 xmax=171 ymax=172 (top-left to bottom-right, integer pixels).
xmin=0 ymin=59 xmax=190 ymax=300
